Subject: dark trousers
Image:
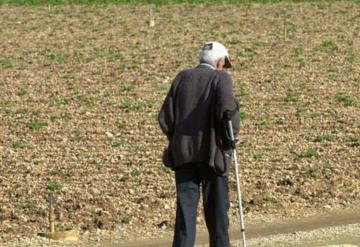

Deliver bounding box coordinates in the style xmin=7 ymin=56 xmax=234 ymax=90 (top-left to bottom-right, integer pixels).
xmin=172 ymin=162 xmax=230 ymax=247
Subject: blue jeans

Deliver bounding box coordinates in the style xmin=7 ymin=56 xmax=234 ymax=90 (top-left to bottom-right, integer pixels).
xmin=173 ymin=162 xmax=230 ymax=247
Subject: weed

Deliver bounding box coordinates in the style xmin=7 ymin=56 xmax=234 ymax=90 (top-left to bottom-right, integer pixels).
xmin=229 ymin=39 xmax=242 ymax=45
xmin=71 ymin=131 xmax=83 ymax=141
xmin=47 ymin=182 xmax=63 ymax=192
xmin=120 ymin=100 xmax=151 ymax=111
xmin=307 ymin=166 xmax=318 ymax=177
xmin=295 ymin=107 xmax=305 ymax=117
xmin=50 ymin=112 xmax=72 ymax=121
xmin=119 ymin=175 xmax=130 ymax=182
xmin=349 ymin=135 xmax=359 ymax=142
xmin=120 ymin=84 xmax=135 ymax=93
xmin=345 ymin=52 xmax=355 ymax=63
xmin=53 ymin=98 xmax=70 ymax=107
xmin=130 ymin=169 xmax=140 ymax=177
xmin=264 ymin=196 xmax=278 ymax=203
xmin=237 ymin=83 xmax=248 ymax=97
xmin=284 ymin=93 xmax=299 ymax=104
xmin=252 ymin=41 xmax=268 ymax=48
xmin=324 ymin=162 xmax=335 ymax=172
xmin=116 ymin=121 xmax=125 ymax=129
xmin=112 ymin=138 xmax=124 ymax=147
xmin=77 ymin=95 xmax=100 ymax=107
xmin=121 ymin=216 xmax=131 ymax=224
xmin=255 ymin=116 xmax=269 ymax=127
xmin=21 ymin=201 xmax=34 ymax=211
xmin=253 ymin=151 xmax=264 ymax=160
xmin=18 ymin=87 xmax=28 ymax=96
xmin=106 ymin=50 xmax=124 ymax=62
xmin=297 ymin=58 xmax=305 ymax=68
xmin=29 ymin=121 xmax=48 ymax=130
xmin=240 ymin=111 xmax=247 ymax=122
xmin=336 ymin=9 xmax=348 ymax=15
xmin=298 ymin=149 xmax=318 ymax=158
xmin=13 ymin=140 xmax=26 ymax=149
xmin=242 ymin=48 xmax=257 ymax=58
xmin=335 ymin=93 xmax=355 ymax=107
xmin=292 ymin=47 xmax=303 ymax=57
xmin=0 ymin=100 xmax=12 ymax=114
xmin=0 ymin=58 xmax=13 ymax=68
xmin=43 ymin=50 xmax=67 ymax=64
xmin=33 ymin=158 xmax=45 ymax=165
xmin=314 ymin=133 xmax=332 ymax=142
xmin=309 ymin=112 xmax=318 ymax=119
xmin=277 ymin=177 xmax=293 ymax=186
xmin=320 ymin=40 xmax=338 ymax=53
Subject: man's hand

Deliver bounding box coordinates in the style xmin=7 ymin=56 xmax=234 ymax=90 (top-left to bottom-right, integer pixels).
xmin=235 ymin=134 xmax=241 ymax=145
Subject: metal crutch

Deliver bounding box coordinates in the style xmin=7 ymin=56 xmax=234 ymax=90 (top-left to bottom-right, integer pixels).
xmin=225 ymin=117 xmax=247 ymax=247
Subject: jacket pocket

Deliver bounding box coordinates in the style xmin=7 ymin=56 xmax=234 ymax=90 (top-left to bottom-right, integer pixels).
xmin=213 ymin=148 xmax=232 ymax=175
xmin=162 ymin=147 xmax=174 ymax=170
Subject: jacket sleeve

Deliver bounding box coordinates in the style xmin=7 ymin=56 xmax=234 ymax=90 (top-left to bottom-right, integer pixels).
xmin=157 ymin=73 xmax=181 ymax=139
xmin=215 ymin=71 xmax=240 ymax=135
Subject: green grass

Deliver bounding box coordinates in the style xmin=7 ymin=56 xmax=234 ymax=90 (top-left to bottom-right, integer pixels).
xmin=0 ymin=0 xmax=358 ymax=4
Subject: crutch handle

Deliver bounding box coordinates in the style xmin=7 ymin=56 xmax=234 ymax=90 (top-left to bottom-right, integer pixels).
xmin=223 ymin=110 xmax=237 ymax=148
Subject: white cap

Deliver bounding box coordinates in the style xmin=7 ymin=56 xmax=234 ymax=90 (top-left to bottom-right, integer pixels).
xmin=199 ymin=41 xmax=232 ymax=68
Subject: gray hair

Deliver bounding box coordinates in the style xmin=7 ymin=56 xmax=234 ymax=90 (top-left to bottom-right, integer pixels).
xmin=199 ymin=42 xmax=229 ymax=65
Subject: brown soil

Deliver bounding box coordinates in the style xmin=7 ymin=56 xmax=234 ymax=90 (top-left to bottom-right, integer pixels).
xmin=0 ymin=2 xmax=359 ymax=244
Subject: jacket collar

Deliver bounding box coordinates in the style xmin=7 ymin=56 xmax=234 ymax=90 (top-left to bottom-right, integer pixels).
xmin=197 ymin=63 xmax=216 ymax=70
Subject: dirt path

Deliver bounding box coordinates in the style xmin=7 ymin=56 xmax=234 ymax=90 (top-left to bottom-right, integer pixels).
xmin=3 ymin=208 xmax=360 ymax=246
xmin=118 ymin=209 xmax=360 ymax=247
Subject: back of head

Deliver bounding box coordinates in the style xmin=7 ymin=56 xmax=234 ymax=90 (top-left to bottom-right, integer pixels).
xmin=199 ymin=41 xmax=232 ymax=68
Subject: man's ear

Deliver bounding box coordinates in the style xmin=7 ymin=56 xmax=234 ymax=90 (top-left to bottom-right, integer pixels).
xmin=215 ymin=58 xmax=224 ymax=69
xmin=215 ymin=59 xmax=222 ymax=69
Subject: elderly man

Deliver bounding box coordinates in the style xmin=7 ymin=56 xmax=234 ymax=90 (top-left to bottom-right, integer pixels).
xmin=158 ymin=41 xmax=240 ymax=247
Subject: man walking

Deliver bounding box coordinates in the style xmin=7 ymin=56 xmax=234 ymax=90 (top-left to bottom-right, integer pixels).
xmin=158 ymin=41 xmax=240 ymax=247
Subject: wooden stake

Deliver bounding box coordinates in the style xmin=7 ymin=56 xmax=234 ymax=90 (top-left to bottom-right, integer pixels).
xmin=48 ymin=193 xmax=55 ymax=233
xmin=149 ymin=4 xmax=155 ymax=27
